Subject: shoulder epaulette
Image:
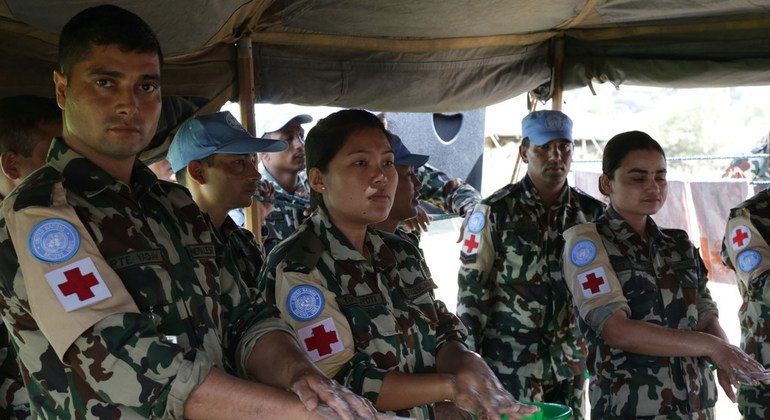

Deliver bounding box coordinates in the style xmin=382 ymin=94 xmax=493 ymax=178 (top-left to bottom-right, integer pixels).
xmin=284 ymin=228 xmax=325 ymax=272
xmin=10 ymin=166 xmax=62 ymax=211
xmin=484 ymin=183 xmax=517 ymax=206
xmin=733 ymin=189 xmax=770 ymax=212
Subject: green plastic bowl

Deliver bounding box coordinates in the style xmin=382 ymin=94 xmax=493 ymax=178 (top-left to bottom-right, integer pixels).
xmin=521 ymin=402 xmax=573 ymax=420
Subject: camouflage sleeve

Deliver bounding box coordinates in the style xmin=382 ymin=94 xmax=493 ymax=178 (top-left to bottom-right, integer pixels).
xmin=0 ymin=322 xmax=29 ymax=419
xmin=695 ymin=250 xmax=719 ymax=323
xmin=456 ymin=203 xmax=496 ymax=353
xmin=434 ymin=298 xmax=468 ymax=349
xmin=416 ymin=164 xmax=481 ymax=216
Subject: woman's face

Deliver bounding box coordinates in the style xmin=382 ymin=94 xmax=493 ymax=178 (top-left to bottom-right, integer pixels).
xmin=604 ymin=148 xmax=667 ymax=219
xmin=314 ymin=127 xmax=397 ymax=227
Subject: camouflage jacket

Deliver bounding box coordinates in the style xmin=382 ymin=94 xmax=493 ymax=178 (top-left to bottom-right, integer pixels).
xmin=456 ymin=175 xmax=604 ymax=388
xmin=258 ymin=207 xmax=467 ymax=419
xmin=563 ymin=207 xmax=718 ymax=418
xmin=0 ymin=138 xmax=287 ymax=419
xmin=416 ymin=164 xmax=481 ymax=217
xmin=721 ymin=189 xmax=770 ymax=371
xmin=260 ymin=168 xmax=309 ymax=254
xmin=217 ymin=215 xmax=265 ymax=289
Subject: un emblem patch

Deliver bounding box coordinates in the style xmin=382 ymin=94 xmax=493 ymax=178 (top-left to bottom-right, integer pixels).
xmin=287 ymin=285 xmax=325 ymax=321
xmin=28 ymin=218 xmax=80 ymax=264
xmin=467 ymin=211 xmax=486 ymax=233
xmin=570 ymin=239 xmax=597 ymax=267
xmin=738 ymin=249 xmax=761 ymax=273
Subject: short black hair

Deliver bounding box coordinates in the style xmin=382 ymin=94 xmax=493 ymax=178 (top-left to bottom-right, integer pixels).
xmin=600 ymin=130 xmax=666 ymax=195
xmin=58 ymin=4 xmax=163 ymax=75
xmin=305 ymin=109 xmax=389 ymax=209
xmin=0 ymin=95 xmax=61 ymax=156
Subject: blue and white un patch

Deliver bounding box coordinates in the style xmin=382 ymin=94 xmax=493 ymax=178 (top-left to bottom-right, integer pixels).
xmin=287 ymin=285 xmax=325 ymax=322
xmin=467 ymin=211 xmax=486 ymax=234
xmin=29 ymin=218 xmax=80 ymax=264
xmin=570 ymin=239 xmax=597 ymax=267
xmin=738 ymin=249 xmax=762 ymax=273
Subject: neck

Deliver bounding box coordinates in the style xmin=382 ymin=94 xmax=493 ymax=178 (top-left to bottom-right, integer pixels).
xmin=372 ymin=216 xmax=400 ymax=233
xmin=267 ymin=166 xmax=299 ymax=194
xmin=64 ymin=138 xmax=135 ymax=185
xmin=529 ymin=177 xmax=565 ymax=208
xmin=326 ymin=210 xmax=369 ymax=258
xmin=189 ymin=187 xmax=228 ymax=231
xmin=614 ymin=207 xmax=650 ymax=241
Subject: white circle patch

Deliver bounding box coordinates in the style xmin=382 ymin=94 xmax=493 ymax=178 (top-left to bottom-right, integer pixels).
xmin=467 ymin=211 xmax=486 ymax=234
xmin=28 ymin=218 xmax=80 ymax=264
xmin=570 ymin=239 xmax=597 ymax=267
xmin=738 ymin=249 xmax=761 ymax=273
xmin=286 ymin=285 xmax=325 ymax=321
xmin=730 ymin=225 xmax=752 ymax=251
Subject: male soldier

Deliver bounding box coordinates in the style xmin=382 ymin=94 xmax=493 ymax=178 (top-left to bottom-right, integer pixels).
xmin=257 ymin=105 xmax=313 ymax=253
xmin=0 ymin=94 xmax=61 ymax=418
xmin=0 ymin=5 xmax=375 ymax=418
xmin=456 ymin=110 xmax=604 ymax=418
xmin=721 ymin=189 xmax=770 ymax=418
xmin=168 ymin=111 xmax=286 ymax=288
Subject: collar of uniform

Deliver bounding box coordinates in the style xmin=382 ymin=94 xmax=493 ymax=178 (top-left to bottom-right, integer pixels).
xmin=48 ymin=137 xmax=162 ymax=198
xmin=521 ymin=174 xmax=571 ymax=207
xmin=605 ymin=205 xmax=664 ymax=243
xmin=311 ymin=207 xmax=397 ymax=270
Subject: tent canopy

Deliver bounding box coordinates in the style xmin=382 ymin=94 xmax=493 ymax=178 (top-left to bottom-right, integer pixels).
xmin=3 ymin=0 xmax=770 ymax=133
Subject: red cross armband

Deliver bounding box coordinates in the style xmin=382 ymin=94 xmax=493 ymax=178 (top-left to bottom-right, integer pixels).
xmin=562 ymin=223 xmax=627 ymax=320
xmin=723 ymin=213 xmax=770 ymax=285
xmin=3 ymin=182 xmax=139 ymax=359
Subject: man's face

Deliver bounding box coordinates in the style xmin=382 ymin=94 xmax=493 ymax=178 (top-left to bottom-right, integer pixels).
xmin=204 ymin=153 xmax=262 ymax=211
xmin=390 ymin=165 xmax=421 ymax=222
xmin=261 ymin=120 xmax=305 ymax=173
xmin=521 ymin=139 xmax=573 ymax=188
xmin=54 ymin=44 xmax=161 ymax=166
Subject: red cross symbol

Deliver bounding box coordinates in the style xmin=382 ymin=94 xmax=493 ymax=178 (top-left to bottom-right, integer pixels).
xmin=464 ymin=234 xmax=480 ymax=254
xmin=732 ymin=228 xmax=749 ymax=247
xmin=59 ymin=267 xmax=99 ymax=301
xmin=582 ymin=272 xmax=605 ymax=294
xmin=304 ymin=324 xmax=339 ymax=356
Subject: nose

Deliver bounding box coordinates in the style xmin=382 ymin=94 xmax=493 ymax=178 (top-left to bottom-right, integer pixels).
xmin=372 ymin=165 xmax=389 ymax=185
xmin=409 ymin=172 xmax=421 ymax=196
xmin=115 ymin=86 xmax=139 ymax=117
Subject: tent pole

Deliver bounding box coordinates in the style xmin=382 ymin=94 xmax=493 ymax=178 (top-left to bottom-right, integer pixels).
xmin=237 ymin=37 xmax=263 ymax=242
xmin=551 ymin=37 xmax=565 ymax=111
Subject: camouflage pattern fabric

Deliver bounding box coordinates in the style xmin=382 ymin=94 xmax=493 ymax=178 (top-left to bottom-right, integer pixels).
xmin=567 ymin=207 xmax=718 ymax=419
xmin=0 ymin=324 xmax=28 ymax=419
xmin=258 ymin=207 xmax=468 ymax=419
xmin=217 ymin=215 xmax=265 ymax=289
xmin=456 ymin=175 xmax=603 ymax=419
xmin=415 ymin=164 xmax=481 ymax=217
xmin=721 ymin=189 xmax=770 ymax=419
xmin=0 ymin=138 xmax=288 ymax=418
xmin=722 ymin=137 xmax=770 ymax=182
xmin=260 ymin=168 xmax=309 ymax=254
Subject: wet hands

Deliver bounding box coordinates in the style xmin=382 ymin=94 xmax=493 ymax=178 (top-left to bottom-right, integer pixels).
xmin=291 ymin=370 xmax=376 ymax=420
xmin=711 ymin=341 xmax=770 ymax=402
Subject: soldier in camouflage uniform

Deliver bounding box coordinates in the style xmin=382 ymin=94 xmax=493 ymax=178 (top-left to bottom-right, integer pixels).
xmin=168 ymin=111 xmax=287 ymax=288
xmin=258 ymin=109 xmax=536 ymax=420
xmin=563 ymin=131 xmax=766 ymax=419
xmin=721 ymin=188 xmax=770 ymax=419
xmin=415 ymin=164 xmax=481 ymax=218
xmin=257 ymin=106 xmax=314 ymax=254
xmin=0 ymin=95 xmax=60 ymax=418
xmin=457 ymin=110 xmax=602 ymax=418
xmin=0 ymin=6 xmax=376 ymax=418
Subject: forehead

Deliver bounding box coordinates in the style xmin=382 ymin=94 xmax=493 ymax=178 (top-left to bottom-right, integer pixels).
xmin=72 ymin=44 xmax=160 ymax=76
xmin=339 ymin=127 xmax=391 ymax=152
xmin=619 ymin=149 xmax=666 ymax=169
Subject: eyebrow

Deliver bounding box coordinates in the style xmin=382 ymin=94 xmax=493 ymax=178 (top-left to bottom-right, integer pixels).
xmin=627 ymin=168 xmax=667 ymax=174
xmin=87 ymin=67 xmax=160 ymax=82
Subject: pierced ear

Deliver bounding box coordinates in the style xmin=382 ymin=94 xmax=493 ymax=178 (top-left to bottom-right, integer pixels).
xmin=308 ymin=167 xmax=326 ymax=193
xmin=187 ymin=160 xmax=207 ymax=184
xmin=0 ymin=152 xmax=21 ymax=180
xmin=53 ymin=71 xmax=67 ymax=110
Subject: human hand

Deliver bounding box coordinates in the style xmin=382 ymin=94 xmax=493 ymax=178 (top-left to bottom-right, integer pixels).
xmin=456 ymin=211 xmax=473 ymax=243
xmin=257 ymin=179 xmax=276 ymax=216
xmin=448 ymin=352 xmax=538 ymax=420
xmin=402 ymin=206 xmax=431 ymax=233
xmin=290 ymin=370 xmax=376 ymax=420
xmin=710 ymin=341 xmax=770 ymax=402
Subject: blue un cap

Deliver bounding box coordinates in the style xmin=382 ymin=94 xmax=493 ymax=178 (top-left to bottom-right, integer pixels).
xmin=390 ymin=133 xmax=429 ymax=167
xmin=167 ymin=111 xmax=288 ymax=173
xmin=521 ymin=110 xmax=573 ymax=146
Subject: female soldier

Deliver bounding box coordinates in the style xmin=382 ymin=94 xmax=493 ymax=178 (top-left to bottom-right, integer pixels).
xmin=257 ymin=109 xmax=535 ymax=419
xmin=561 ymin=131 xmax=769 ymax=418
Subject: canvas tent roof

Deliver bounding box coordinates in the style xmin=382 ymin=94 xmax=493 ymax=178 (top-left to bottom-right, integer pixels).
xmin=3 ymin=0 xmax=770 ymax=152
